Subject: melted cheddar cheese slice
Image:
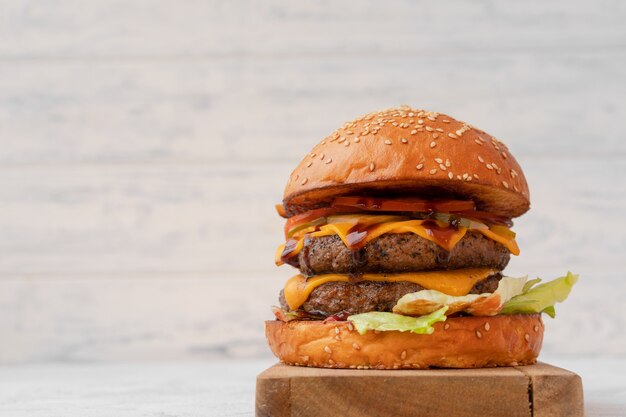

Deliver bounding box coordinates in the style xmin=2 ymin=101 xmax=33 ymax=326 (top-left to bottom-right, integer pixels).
xmin=283 ymin=268 xmax=497 ymax=310
xmin=276 ymin=219 xmax=519 ymax=265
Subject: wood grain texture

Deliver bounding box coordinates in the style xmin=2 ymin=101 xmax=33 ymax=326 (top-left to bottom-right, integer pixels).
xmin=0 ymin=54 xmax=624 ymax=166
xmin=0 ymin=0 xmax=625 ymax=363
xmin=517 ymin=363 xmax=585 ymax=417
xmin=2 ymin=357 xmax=621 ymax=417
xmin=256 ymin=363 xmax=583 ymax=417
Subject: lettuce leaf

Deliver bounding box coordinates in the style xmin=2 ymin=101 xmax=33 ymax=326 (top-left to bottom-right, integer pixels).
xmin=347 ymin=306 xmax=448 ymax=335
xmin=392 ymin=276 xmax=528 ymax=317
xmin=501 ymin=272 xmax=578 ymax=318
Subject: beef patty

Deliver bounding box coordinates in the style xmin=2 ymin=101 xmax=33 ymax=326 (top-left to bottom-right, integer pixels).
xmin=279 ymin=273 xmax=501 ymax=316
xmin=286 ymin=231 xmax=510 ymax=276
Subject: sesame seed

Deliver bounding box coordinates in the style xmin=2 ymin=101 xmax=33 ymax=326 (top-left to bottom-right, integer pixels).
xmin=476 ymin=330 xmax=483 ymax=339
xmin=325 ymin=158 xmax=332 ymax=165
xmin=334 ymin=335 xmax=341 ymax=341
xmin=486 ymin=164 xmax=493 ymax=170
xmin=320 ymin=153 xmax=325 ymax=161
xmin=477 ymin=136 xmax=486 ymax=143
xmin=338 ymin=137 xmax=346 ymax=143
xmin=425 ymin=126 xmax=434 ymax=132
xmin=475 ymin=139 xmax=483 ymax=145
xmin=416 ymin=163 xmax=424 ymax=170
xmin=492 ymin=162 xmax=499 ymax=169
xmin=352 ymin=343 xmax=361 ymax=351
xmin=430 ymin=141 xmax=436 ymax=148
xmin=514 ymin=185 xmax=519 ymax=192
xmin=444 ymin=323 xmax=450 ymax=330
xmin=427 ymin=116 xmax=436 ymax=122
xmin=401 ymin=138 xmax=408 ymax=144
xmin=484 ymin=322 xmax=490 ymax=331
xmin=369 ymin=162 xmax=375 ymax=172
xmin=347 ymin=322 xmax=354 ymax=331
xmin=455 ymin=130 xmax=463 ymax=136
xmin=384 ymin=139 xmax=392 ymax=145
xmin=401 ymin=351 xmax=407 ymax=360
xmin=354 ymin=137 xmax=360 ymax=143
xmin=334 ymin=327 xmax=340 ymax=334
xmin=418 ymin=119 xmax=424 ymax=125
xmin=502 ymin=180 xmax=509 ymax=189
xmin=501 ymin=151 xmax=507 ymax=159
xmin=462 ymin=173 xmax=468 ymax=179
xmin=411 ymin=129 xmax=418 ymax=135
xmin=435 ymin=158 xmax=443 ymax=164
xmin=429 ymin=169 xmax=437 ymax=175
xmin=524 ymin=334 xmax=530 ymax=342
xmin=324 ymin=346 xmax=332 ymax=354
xmin=408 ymin=112 xmax=414 ymax=117
xmin=442 ymin=119 xmax=450 ymax=123
xmin=306 ymin=161 xmax=312 ymax=167
xmin=439 ymin=164 xmax=446 ymax=171
xmin=478 ymin=155 xmax=485 ymax=163
xmin=473 ymin=174 xmax=479 ymax=179
xmin=433 ymin=133 xmax=439 ymax=139
xmin=448 ymin=133 xmax=458 ymax=139
xmin=344 ymin=141 xmax=350 ymax=147
xmin=301 ymin=178 xmax=308 ymax=185
xmin=448 ymin=172 xmax=453 ymax=179
xmin=534 ymin=325 xmax=539 ymax=332
xmin=456 ymin=175 xmax=462 ymax=180
xmin=436 ymin=128 xmax=444 ymax=132
xmin=466 ymin=176 xmax=472 ymax=182
xmin=310 ymin=153 xmax=317 ymax=158
xmin=445 ymin=159 xmax=451 ymax=167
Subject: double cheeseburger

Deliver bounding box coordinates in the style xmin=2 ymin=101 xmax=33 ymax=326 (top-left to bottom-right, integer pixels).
xmin=267 ymin=106 xmax=577 ymax=369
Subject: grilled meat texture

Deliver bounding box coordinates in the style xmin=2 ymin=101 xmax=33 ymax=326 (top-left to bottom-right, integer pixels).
xmin=287 ymin=231 xmax=510 ymax=276
xmin=279 ymin=273 xmax=502 ymax=316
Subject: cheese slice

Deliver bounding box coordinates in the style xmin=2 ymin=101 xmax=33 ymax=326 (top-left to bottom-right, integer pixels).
xmin=277 ymin=218 xmax=519 ymax=266
xmin=283 ymin=268 xmax=497 ymax=310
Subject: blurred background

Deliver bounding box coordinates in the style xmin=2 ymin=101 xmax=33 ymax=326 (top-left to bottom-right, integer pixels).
xmin=0 ymin=0 xmax=625 ymax=365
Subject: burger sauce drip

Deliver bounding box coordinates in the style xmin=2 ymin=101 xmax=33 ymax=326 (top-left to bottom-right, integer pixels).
xmin=421 ymin=219 xmax=458 ymax=250
xmin=280 ymin=238 xmax=300 ymax=263
xmin=345 ymin=224 xmax=381 ymax=250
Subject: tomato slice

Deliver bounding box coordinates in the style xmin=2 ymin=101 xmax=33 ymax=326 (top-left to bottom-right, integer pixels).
xmin=332 ymin=196 xmax=475 ymax=213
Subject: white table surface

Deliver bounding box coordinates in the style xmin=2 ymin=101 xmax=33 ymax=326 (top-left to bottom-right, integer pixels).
xmin=0 ymin=356 xmax=624 ymax=417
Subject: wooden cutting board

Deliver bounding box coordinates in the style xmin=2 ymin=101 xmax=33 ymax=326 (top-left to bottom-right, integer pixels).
xmin=256 ymin=362 xmax=583 ymax=417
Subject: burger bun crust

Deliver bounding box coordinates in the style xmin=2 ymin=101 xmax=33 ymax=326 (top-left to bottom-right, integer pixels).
xmin=284 ymin=106 xmax=529 ymax=218
xmin=266 ymin=314 xmax=543 ymax=369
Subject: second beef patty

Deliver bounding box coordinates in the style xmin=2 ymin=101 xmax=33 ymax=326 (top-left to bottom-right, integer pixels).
xmin=279 ymin=273 xmax=502 ymax=316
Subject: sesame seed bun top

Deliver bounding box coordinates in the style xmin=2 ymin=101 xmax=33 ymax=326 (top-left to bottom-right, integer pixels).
xmin=283 ymin=106 xmax=530 ymax=218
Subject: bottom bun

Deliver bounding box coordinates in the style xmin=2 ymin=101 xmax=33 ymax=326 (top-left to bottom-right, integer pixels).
xmin=265 ymin=314 xmax=543 ymax=369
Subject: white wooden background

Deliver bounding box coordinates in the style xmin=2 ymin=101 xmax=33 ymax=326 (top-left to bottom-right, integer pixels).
xmin=0 ymin=0 xmax=625 ymax=364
